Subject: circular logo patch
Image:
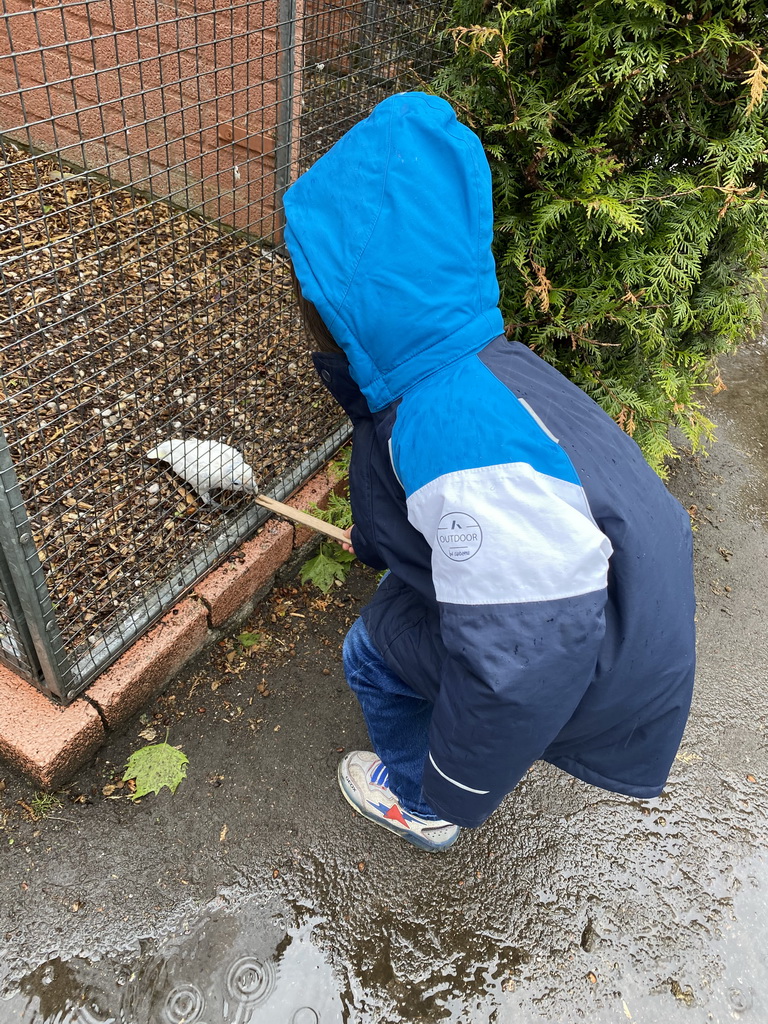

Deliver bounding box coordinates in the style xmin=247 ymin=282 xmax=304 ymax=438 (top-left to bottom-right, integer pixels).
xmin=436 ymin=513 xmax=483 ymax=561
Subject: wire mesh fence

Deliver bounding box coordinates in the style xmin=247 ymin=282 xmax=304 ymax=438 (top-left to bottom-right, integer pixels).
xmin=0 ymin=0 xmax=446 ymax=702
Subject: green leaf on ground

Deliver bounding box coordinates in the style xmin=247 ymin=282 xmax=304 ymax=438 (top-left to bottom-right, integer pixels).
xmin=238 ymin=630 xmax=263 ymax=649
xmin=123 ymin=741 xmax=189 ymax=801
xmin=300 ymin=543 xmax=356 ymax=593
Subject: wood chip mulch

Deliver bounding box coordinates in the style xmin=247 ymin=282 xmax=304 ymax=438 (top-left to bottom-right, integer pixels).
xmin=0 ymin=141 xmax=343 ymax=681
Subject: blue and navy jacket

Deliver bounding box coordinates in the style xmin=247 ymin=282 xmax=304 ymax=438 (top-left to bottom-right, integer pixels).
xmin=284 ymin=92 xmax=696 ymax=828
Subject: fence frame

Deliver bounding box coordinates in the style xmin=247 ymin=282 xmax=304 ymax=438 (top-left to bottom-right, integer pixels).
xmin=0 ymin=0 xmax=446 ymax=703
xmin=0 ymin=540 xmax=42 ymax=683
xmin=0 ymin=427 xmax=74 ymax=699
xmin=274 ymin=0 xmax=297 ymax=235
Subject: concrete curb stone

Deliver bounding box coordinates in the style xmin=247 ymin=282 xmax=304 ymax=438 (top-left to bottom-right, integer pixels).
xmin=194 ymin=522 xmax=294 ymax=628
xmin=0 ymin=666 xmax=105 ymax=791
xmin=86 ymin=597 xmax=211 ymax=730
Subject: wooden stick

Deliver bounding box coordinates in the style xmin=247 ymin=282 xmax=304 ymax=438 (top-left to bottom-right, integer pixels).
xmin=254 ymin=493 xmax=349 ymax=543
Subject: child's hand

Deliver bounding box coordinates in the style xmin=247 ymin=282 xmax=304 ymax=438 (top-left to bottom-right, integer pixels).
xmin=339 ymin=527 xmax=355 ymax=555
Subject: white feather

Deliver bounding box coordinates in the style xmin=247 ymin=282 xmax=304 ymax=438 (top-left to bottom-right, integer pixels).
xmin=146 ymin=438 xmax=258 ymax=503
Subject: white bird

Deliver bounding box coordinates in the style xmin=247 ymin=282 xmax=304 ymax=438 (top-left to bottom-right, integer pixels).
xmin=145 ymin=438 xmax=259 ymax=504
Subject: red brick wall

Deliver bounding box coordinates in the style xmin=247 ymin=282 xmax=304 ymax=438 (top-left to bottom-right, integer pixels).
xmin=0 ymin=0 xmax=304 ymax=237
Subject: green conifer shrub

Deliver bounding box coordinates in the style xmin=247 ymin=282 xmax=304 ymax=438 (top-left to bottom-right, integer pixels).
xmin=433 ymin=0 xmax=768 ymax=472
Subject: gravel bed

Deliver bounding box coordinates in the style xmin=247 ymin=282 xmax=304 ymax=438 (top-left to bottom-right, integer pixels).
xmin=0 ymin=140 xmax=343 ymax=680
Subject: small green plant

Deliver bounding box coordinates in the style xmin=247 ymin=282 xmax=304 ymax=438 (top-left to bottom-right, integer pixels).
xmin=310 ymin=490 xmax=354 ymax=531
xmin=327 ymin=443 xmax=352 ymax=483
xmin=300 ymin=446 xmax=356 ymax=593
xmin=28 ymin=792 xmax=62 ymax=819
xmin=301 ymin=543 xmax=356 ymax=592
xmin=238 ymin=630 xmax=263 ymax=649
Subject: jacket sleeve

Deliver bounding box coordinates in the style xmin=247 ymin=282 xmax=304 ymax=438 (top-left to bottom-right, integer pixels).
xmin=405 ymin=462 xmax=613 ymax=828
xmin=349 ymin=524 xmax=388 ymax=571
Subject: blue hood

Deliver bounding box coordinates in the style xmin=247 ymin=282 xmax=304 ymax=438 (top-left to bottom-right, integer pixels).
xmin=283 ymin=92 xmax=504 ymax=412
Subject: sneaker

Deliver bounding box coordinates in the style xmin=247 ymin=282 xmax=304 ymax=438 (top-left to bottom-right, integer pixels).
xmin=337 ymin=750 xmax=460 ymax=852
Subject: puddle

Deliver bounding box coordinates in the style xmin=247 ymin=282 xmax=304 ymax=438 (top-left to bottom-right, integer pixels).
xmin=4 ymin=762 xmax=767 ymax=1024
xmin=1 ymin=907 xmax=343 ymax=1024
xmin=274 ymin=770 xmax=768 ymax=1024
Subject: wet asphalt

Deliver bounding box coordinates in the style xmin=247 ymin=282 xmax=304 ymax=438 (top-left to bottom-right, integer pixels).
xmin=0 ymin=337 xmax=766 ymax=1024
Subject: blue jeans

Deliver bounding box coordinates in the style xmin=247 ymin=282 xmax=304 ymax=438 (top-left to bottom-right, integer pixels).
xmin=342 ymin=616 xmax=438 ymax=819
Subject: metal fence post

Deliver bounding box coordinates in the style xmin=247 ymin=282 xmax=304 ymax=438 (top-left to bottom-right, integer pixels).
xmin=0 ymin=544 xmax=43 ymax=685
xmin=274 ymin=0 xmax=297 ymax=247
xmin=0 ymin=429 xmax=73 ymax=701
